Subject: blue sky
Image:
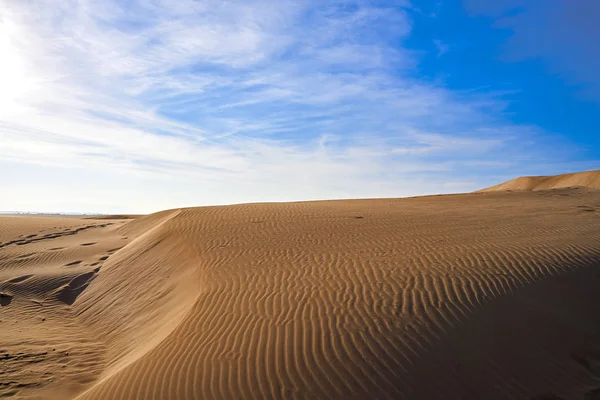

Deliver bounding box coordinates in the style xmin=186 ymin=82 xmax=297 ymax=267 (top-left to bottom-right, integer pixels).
xmin=0 ymin=0 xmax=598 ymax=213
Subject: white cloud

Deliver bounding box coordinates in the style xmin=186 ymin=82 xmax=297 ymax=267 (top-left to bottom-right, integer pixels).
xmin=0 ymin=0 xmax=577 ymax=213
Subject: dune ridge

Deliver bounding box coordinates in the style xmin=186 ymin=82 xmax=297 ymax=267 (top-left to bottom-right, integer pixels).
xmin=2 ymin=189 xmax=600 ymax=399
xmin=480 ymin=169 xmax=600 ymax=192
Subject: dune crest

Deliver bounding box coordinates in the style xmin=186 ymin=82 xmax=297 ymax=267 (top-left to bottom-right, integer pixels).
xmin=2 ymin=189 xmax=600 ymax=399
xmin=480 ymin=169 xmax=600 ymax=192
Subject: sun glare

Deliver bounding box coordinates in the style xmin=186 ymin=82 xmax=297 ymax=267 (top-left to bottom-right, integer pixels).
xmin=0 ymin=19 xmax=37 ymax=116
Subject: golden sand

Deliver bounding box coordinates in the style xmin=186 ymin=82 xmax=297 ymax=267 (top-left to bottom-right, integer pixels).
xmin=1 ymin=174 xmax=600 ymax=399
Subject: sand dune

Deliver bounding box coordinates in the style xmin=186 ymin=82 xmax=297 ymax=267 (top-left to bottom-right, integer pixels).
xmin=2 ymin=188 xmax=600 ymax=399
xmin=481 ymin=169 xmax=600 ymax=192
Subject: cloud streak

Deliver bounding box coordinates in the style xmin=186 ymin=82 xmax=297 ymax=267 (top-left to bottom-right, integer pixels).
xmin=0 ymin=0 xmax=578 ymax=212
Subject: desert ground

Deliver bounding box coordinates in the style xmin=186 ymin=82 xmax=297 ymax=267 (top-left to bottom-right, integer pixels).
xmin=1 ymin=171 xmax=600 ymax=399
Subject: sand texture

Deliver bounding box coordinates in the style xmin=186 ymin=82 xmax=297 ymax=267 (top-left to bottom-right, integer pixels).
xmin=2 ymin=188 xmax=600 ymax=399
xmin=481 ymin=169 xmax=600 ymax=192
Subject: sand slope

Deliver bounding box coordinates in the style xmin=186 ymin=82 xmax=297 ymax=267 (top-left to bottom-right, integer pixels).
xmin=2 ymin=189 xmax=600 ymax=399
xmin=481 ymin=169 xmax=600 ymax=192
xmin=0 ymin=216 xmax=130 ymax=399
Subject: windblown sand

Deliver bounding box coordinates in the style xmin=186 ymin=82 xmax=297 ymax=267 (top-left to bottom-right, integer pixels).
xmin=1 ymin=189 xmax=600 ymax=399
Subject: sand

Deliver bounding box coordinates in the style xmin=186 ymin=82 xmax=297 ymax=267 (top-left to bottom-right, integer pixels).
xmin=1 ymin=184 xmax=600 ymax=399
xmin=481 ymin=169 xmax=600 ymax=192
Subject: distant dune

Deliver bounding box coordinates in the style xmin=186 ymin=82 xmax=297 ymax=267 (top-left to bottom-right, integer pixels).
xmin=1 ymin=179 xmax=600 ymax=399
xmin=480 ymin=169 xmax=600 ymax=192
xmin=86 ymin=215 xmax=142 ymax=220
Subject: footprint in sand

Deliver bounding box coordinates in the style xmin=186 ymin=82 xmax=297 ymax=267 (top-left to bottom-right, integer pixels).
xmin=0 ymin=292 xmax=13 ymax=306
xmin=64 ymin=261 xmax=83 ymax=267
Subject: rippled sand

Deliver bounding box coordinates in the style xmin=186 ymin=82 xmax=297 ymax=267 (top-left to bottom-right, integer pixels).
xmin=1 ymin=187 xmax=600 ymax=399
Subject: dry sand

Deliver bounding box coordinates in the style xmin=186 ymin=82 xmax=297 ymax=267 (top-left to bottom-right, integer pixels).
xmin=1 ymin=180 xmax=600 ymax=399
xmin=481 ymin=169 xmax=600 ymax=192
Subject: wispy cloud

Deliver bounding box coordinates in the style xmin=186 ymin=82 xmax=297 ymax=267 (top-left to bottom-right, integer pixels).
xmin=463 ymin=0 xmax=600 ymax=100
xmin=0 ymin=0 xmax=576 ymax=212
xmin=433 ymin=39 xmax=449 ymax=57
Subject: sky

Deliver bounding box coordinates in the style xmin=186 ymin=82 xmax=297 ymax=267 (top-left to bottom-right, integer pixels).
xmin=0 ymin=0 xmax=598 ymax=214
